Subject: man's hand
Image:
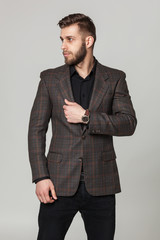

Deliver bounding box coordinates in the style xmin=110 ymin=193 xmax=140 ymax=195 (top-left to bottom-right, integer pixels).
xmin=63 ymin=99 xmax=85 ymax=123
xmin=36 ymin=179 xmax=58 ymax=204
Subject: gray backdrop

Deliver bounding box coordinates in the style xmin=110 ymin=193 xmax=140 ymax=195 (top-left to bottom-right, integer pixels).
xmin=1 ymin=0 xmax=160 ymax=239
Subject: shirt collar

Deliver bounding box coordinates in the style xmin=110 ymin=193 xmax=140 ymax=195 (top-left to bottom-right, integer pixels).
xmin=70 ymin=57 xmax=97 ymax=77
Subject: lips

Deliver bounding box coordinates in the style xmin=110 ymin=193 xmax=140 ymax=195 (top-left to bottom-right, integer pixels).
xmin=63 ymin=52 xmax=70 ymax=57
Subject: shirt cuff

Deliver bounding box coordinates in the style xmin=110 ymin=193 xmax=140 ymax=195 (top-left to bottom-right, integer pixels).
xmin=34 ymin=176 xmax=50 ymax=184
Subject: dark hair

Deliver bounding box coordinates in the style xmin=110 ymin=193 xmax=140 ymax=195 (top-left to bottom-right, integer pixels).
xmin=58 ymin=13 xmax=96 ymax=47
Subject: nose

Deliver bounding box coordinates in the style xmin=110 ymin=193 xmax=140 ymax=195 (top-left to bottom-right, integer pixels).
xmin=61 ymin=40 xmax=67 ymax=50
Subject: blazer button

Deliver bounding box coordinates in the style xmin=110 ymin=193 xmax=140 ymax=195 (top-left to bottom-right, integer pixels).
xmin=81 ymin=135 xmax=86 ymax=139
xmin=79 ymin=157 xmax=83 ymax=162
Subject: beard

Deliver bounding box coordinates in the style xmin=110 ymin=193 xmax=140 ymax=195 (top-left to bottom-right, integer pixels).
xmin=63 ymin=42 xmax=87 ymax=65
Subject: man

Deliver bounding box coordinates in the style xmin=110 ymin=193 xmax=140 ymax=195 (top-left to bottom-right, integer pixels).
xmin=28 ymin=13 xmax=137 ymax=240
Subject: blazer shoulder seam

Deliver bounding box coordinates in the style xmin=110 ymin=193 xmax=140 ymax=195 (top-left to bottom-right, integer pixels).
xmin=40 ymin=64 xmax=66 ymax=78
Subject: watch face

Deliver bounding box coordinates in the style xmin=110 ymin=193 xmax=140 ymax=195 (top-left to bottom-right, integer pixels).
xmin=82 ymin=116 xmax=89 ymax=122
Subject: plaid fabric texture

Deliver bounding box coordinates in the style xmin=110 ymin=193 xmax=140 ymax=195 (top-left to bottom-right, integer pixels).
xmin=28 ymin=61 xmax=137 ymax=196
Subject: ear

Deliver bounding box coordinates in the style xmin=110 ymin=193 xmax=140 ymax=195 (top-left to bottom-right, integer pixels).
xmin=85 ymin=36 xmax=94 ymax=49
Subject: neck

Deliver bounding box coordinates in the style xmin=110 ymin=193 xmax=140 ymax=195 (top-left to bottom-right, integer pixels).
xmin=74 ymin=54 xmax=95 ymax=79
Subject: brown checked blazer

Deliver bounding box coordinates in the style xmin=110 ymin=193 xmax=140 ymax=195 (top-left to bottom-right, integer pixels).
xmin=28 ymin=60 xmax=137 ymax=196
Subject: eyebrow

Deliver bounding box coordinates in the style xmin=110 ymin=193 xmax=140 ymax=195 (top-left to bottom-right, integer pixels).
xmin=60 ymin=36 xmax=76 ymax=40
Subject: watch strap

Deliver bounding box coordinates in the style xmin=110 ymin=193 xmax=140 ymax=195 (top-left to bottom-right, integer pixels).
xmin=85 ymin=109 xmax=90 ymax=116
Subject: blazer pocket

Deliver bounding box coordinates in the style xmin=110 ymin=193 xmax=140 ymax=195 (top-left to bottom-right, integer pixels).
xmin=102 ymin=150 xmax=116 ymax=162
xmin=47 ymin=152 xmax=62 ymax=163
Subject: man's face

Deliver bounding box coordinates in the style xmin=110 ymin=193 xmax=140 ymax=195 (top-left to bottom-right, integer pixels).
xmin=60 ymin=24 xmax=87 ymax=65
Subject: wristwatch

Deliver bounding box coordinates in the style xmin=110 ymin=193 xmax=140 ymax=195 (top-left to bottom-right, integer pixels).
xmin=82 ymin=109 xmax=90 ymax=124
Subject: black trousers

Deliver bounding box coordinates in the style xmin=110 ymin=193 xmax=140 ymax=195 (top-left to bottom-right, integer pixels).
xmin=37 ymin=181 xmax=115 ymax=240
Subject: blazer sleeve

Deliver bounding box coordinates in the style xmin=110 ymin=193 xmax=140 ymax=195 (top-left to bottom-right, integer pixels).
xmin=88 ymin=72 xmax=137 ymax=136
xmin=28 ymin=73 xmax=52 ymax=182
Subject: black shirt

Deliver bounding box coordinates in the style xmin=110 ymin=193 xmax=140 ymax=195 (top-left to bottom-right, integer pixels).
xmin=70 ymin=59 xmax=97 ymax=111
xmin=34 ymin=58 xmax=97 ymax=183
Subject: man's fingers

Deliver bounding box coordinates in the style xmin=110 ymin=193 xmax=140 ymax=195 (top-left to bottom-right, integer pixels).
xmin=38 ymin=195 xmax=43 ymax=203
xmin=38 ymin=192 xmax=54 ymax=204
xmin=36 ymin=191 xmax=44 ymax=203
xmin=40 ymin=194 xmax=47 ymax=204
xmin=64 ymin=99 xmax=70 ymax=104
xmin=64 ymin=99 xmax=75 ymax=105
xmin=45 ymin=192 xmax=55 ymax=203
xmin=50 ymin=186 xmax=58 ymax=200
xmin=35 ymin=179 xmax=58 ymax=204
xmin=64 ymin=110 xmax=68 ymax=115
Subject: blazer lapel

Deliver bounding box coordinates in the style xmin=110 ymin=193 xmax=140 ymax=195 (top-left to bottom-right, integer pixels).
xmin=88 ymin=61 xmax=109 ymax=111
xmin=58 ymin=64 xmax=75 ymax=102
